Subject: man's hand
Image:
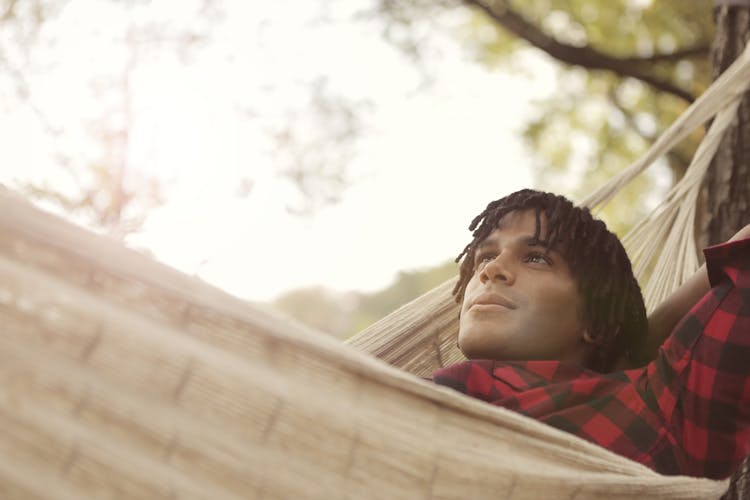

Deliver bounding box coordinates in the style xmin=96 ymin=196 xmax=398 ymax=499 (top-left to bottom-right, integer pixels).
xmin=729 ymin=223 xmax=750 ymax=242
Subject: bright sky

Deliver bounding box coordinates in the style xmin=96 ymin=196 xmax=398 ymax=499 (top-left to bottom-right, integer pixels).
xmin=1 ymin=0 xmax=557 ymax=302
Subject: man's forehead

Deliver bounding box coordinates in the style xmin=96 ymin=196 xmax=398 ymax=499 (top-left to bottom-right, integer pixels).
xmin=474 ymin=209 xmax=564 ymax=255
xmin=492 ymin=209 xmax=549 ymax=238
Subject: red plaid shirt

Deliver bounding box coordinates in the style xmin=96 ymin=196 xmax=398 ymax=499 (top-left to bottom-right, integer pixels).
xmin=433 ymin=238 xmax=750 ymax=479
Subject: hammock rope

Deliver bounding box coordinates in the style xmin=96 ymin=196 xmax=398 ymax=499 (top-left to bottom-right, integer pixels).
xmin=579 ymin=41 xmax=750 ymax=209
xmin=582 ymin=41 xmax=750 ymax=311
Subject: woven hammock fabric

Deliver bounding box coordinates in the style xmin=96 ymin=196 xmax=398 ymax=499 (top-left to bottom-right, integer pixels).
xmin=0 ymin=187 xmax=730 ymax=498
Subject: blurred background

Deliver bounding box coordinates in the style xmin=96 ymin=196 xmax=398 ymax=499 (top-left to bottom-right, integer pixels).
xmin=1 ymin=0 xmax=714 ymax=338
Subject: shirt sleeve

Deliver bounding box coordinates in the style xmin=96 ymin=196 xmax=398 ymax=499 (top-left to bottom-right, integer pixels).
xmin=644 ymin=237 xmax=750 ymax=478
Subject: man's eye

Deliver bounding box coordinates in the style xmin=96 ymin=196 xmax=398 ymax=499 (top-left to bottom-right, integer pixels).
xmin=526 ymin=252 xmax=551 ymax=265
xmin=475 ymin=252 xmax=496 ymax=266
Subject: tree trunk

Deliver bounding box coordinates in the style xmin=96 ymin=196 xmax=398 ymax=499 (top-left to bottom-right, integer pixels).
xmin=709 ymin=7 xmax=750 ymax=499
xmin=700 ymin=6 xmax=750 ymax=247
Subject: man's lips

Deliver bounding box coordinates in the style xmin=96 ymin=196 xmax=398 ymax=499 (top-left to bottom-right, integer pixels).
xmin=469 ymin=292 xmax=518 ymax=311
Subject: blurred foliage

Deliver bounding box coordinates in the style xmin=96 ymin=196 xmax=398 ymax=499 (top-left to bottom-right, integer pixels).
xmin=352 ymin=259 xmax=457 ymax=333
xmin=0 ymin=0 xmax=210 ymax=237
xmin=272 ymin=259 xmax=457 ymax=338
xmin=0 ymin=0 xmax=365 ymax=237
xmin=271 ymin=286 xmax=361 ymax=337
xmin=270 ymin=77 xmax=368 ymax=216
xmin=370 ymin=0 xmax=714 ymax=235
xmin=23 ymin=159 xmax=164 ymax=239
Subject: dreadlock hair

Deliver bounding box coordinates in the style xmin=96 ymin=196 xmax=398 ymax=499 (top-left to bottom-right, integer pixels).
xmin=453 ymin=189 xmax=648 ymax=373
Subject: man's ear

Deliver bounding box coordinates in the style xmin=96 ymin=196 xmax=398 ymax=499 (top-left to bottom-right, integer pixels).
xmin=582 ymin=329 xmax=598 ymax=345
xmin=583 ymin=327 xmax=619 ymax=346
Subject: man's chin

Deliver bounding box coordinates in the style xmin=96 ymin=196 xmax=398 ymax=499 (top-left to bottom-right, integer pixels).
xmin=458 ymin=329 xmax=505 ymax=360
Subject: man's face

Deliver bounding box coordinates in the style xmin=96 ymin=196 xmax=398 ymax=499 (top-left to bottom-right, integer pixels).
xmin=458 ymin=209 xmax=590 ymax=363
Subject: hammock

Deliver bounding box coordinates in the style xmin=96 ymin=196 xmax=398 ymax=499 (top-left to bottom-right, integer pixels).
xmin=1 ymin=43 xmax=749 ymax=500
xmin=0 ymin=187 xmax=727 ymax=500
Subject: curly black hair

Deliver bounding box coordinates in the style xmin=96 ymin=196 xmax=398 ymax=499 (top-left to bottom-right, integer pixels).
xmin=453 ymin=189 xmax=648 ymax=372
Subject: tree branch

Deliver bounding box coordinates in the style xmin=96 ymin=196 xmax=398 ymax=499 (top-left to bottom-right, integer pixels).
xmin=607 ymin=87 xmax=692 ymax=171
xmin=619 ymin=44 xmax=710 ymax=64
xmin=463 ymin=0 xmax=699 ymax=103
xmin=1 ymin=0 xmax=18 ymax=22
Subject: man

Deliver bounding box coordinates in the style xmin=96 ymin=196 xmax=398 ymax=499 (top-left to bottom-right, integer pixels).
xmin=433 ymin=189 xmax=750 ymax=479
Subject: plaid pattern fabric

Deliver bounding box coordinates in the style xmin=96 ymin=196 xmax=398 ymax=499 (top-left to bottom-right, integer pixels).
xmin=433 ymin=237 xmax=750 ymax=479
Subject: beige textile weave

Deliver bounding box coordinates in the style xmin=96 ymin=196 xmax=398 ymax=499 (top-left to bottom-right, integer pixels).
xmin=0 ymin=187 xmax=729 ymax=498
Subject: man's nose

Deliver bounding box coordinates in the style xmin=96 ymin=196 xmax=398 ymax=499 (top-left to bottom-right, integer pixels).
xmin=480 ymin=253 xmax=515 ymax=285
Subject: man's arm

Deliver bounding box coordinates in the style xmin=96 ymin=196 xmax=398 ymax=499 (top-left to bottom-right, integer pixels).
xmin=646 ymin=223 xmax=750 ymax=350
xmin=644 ymin=229 xmax=750 ymax=478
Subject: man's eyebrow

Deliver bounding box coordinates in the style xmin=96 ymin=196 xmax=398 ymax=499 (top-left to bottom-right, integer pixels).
xmin=476 ymin=235 xmax=549 ymax=250
xmin=525 ymin=236 xmax=549 ymax=248
xmin=476 ymin=237 xmax=497 ymax=251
